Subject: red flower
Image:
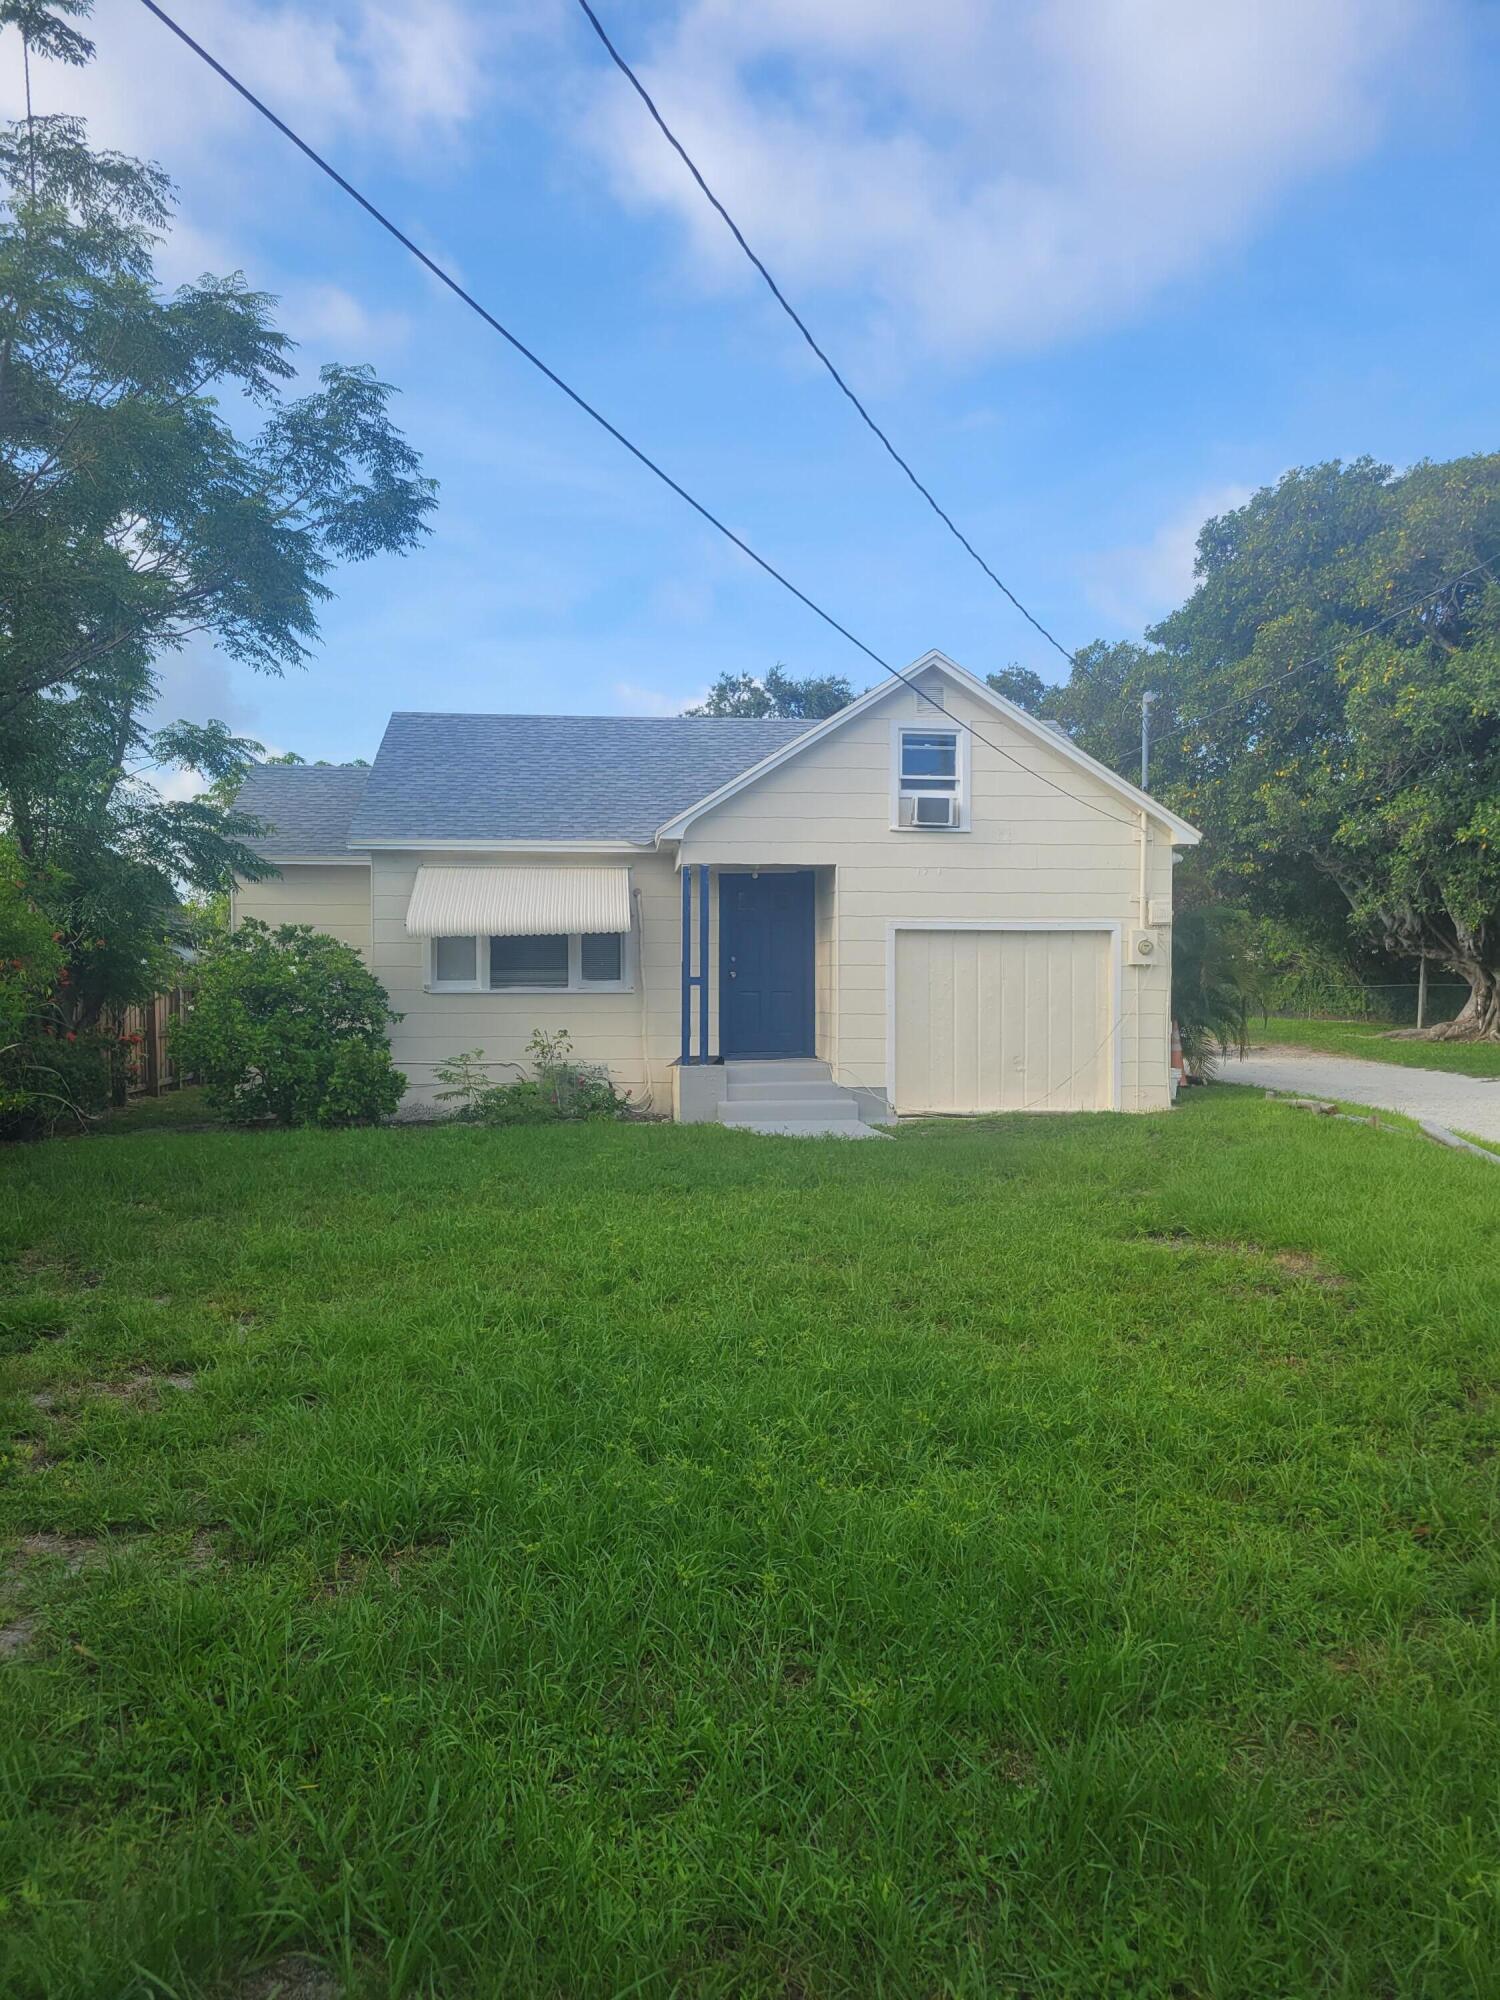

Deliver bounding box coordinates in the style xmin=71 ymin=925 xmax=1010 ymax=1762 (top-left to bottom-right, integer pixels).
xmin=66 ymin=1032 xmax=76 ymax=1043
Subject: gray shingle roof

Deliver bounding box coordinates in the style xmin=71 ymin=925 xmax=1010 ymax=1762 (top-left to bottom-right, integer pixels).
xmin=347 ymin=712 xmax=816 ymax=846
xmin=237 ymin=764 xmax=371 ymax=858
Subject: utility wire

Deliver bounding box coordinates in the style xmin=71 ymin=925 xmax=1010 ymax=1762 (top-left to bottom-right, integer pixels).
xmin=135 ymin=0 xmax=1142 ymax=832
xmin=572 ymin=0 xmax=1078 ymax=671
xmin=1184 ymin=561 xmax=1491 ymax=729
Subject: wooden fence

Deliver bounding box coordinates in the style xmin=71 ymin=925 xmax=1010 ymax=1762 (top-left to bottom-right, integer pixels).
xmin=113 ymin=986 xmax=191 ymax=1096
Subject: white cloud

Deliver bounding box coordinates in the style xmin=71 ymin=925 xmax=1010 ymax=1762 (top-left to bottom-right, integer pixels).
xmin=147 ymin=637 xmax=264 ymax=735
xmin=147 ymin=763 xmax=211 ymax=804
xmin=612 ymin=680 xmax=705 ymax=716
xmin=1085 ymin=482 xmax=1256 ymax=630
xmin=282 ymin=282 xmax=412 ymax=356
xmin=0 ymin=1 xmax=510 ymax=339
xmin=1 ymin=0 xmax=500 ymax=167
xmin=583 ymin=0 xmax=1455 ymax=358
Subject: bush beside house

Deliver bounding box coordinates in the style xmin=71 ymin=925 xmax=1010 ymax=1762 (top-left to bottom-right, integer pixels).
xmin=172 ymin=921 xmax=406 ymax=1127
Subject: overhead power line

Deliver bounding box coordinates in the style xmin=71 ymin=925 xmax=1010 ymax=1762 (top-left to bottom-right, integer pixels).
xmin=134 ymin=0 xmax=1139 ymax=831
xmin=572 ymin=0 xmax=1078 ymax=671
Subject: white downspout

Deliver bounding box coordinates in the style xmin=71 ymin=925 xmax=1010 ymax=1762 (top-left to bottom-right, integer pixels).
xmin=1138 ymin=808 xmax=1150 ymax=927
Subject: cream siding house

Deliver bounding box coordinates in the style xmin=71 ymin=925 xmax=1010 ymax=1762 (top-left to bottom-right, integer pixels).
xmin=233 ymin=653 xmax=1199 ymax=1129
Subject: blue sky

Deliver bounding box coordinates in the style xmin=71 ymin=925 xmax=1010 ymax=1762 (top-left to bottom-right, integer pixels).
xmin=6 ymin=0 xmax=1499 ymax=774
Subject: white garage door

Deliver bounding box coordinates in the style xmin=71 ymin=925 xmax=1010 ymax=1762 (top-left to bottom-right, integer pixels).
xmin=892 ymin=926 xmax=1116 ymax=1115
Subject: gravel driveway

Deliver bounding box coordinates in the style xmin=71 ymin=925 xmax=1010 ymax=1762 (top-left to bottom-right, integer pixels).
xmin=1220 ymin=1046 xmax=1500 ymax=1143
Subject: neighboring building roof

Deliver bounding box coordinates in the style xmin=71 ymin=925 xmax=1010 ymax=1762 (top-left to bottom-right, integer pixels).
xmin=348 ymin=712 xmax=814 ymax=847
xmin=237 ymin=763 xmax=371 ymax=858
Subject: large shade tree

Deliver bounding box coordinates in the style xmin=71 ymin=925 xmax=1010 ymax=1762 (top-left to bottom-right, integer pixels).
xmin=1153 ymin=458 xmax=1500 ymax=1038
xmin=0 ymin=0 xmax=435 ymax=1026
xmin=995 ymin=458 xmax=1500 ymax=1038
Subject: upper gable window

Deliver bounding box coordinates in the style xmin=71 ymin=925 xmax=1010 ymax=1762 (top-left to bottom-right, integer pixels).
xmin=893 ymin=723 xmax=969 ymax=830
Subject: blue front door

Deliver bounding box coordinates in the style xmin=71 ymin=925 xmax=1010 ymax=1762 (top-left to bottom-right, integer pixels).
xmin=718 ymin=871 xmax=815 ymax=1059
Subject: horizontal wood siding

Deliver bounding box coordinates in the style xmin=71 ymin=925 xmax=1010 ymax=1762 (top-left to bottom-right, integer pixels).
xmin=234 ymin=864 xmax=373 ymax=960
xmin=370 ymin=848 xmax=682 ymax=1109
xmin=231 ymin=674 xmax=1181 ymax=1118
xmin=680 ymin=678 xmax=1176 ymax=1111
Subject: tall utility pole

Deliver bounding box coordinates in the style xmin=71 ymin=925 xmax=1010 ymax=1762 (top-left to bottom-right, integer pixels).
xmin=1140 ymin=690 xmax=1158 ymax=789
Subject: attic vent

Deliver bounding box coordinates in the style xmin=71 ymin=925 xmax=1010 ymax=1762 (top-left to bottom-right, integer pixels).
xmin=916 ymin=680 xmax=946 ymax=712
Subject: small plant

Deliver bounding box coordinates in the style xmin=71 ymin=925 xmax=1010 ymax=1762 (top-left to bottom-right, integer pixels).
xmin=432 ymin=1048 xmax=496 ymax=1119
xmin=171 ymin=921 xmax=406 ymax=1127
xmin=525 ymin=1026 xmax=574 ymax=1068
xmin=1171 ymin=903 xmax=1263 ymax=1078
xmin=520 ymin=1026 xmax=627 ymax=1122
xmin=436 ymin=1026 xmax=628 ymax=1127
xmin=471 ymin=1077 xmax=565 ymax=1127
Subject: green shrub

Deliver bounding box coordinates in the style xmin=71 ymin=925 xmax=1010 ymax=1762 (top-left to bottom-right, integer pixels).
xmin=0 ymin=1026 xmax=113 ymax=1140
xmin=437 ymin=1028 xmax=627 ymax=1126
xmin=172 ymin=921 xmax=405 ymax=1127
xmin=475 ymin=1078 xmax=565 ymax=1127
xmin=0 ymin=838 xmax=112 ymax=1139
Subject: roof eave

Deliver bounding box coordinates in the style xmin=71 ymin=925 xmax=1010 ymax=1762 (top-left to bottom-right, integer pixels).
xmin=245 ymin=851 xmax=371 ymax=867
xmin=352 ymin=835 xmax=647 ymax=853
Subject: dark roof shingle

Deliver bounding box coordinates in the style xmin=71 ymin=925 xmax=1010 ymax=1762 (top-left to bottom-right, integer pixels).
xmin=237 ymin=764 xmax=370 ymax=858
xmin=347 ymin=712 xmax=815 ymax=846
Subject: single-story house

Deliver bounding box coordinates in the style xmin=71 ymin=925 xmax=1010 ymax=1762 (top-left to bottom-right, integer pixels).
xmin=234 ymin=651 xmax=1200 ymax=1128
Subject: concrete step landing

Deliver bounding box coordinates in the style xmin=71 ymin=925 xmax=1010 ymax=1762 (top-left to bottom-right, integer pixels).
xmin=716 ymin=1060 xmax=889 ymax=1139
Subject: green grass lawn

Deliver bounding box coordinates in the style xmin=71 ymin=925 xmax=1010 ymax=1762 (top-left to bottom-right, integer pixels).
xmin=1256 ymin=1015 xmax=1500 ymax=1078
xmin=85 ymin=1086 xmax=224 ymax=1137
xmin=2 ymin=1095 xmax=1498 ymax=1999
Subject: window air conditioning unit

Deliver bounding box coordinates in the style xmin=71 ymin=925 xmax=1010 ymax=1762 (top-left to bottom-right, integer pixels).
xmin=1126 ymin=928 xmax=1160 ymax=966
xmin=899 ymin=792 xmax=958 ymax=828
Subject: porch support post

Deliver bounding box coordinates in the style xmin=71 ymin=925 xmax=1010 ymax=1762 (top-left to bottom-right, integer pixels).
xmin=698 ymin=864 xmax=710 ymax=1063
xmin=680 ymin=864 xmax=692 ymax=1064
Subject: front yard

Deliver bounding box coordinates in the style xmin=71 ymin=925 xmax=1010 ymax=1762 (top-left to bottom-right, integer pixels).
xmin=2 ymin=1096 xmax=1498 ymax=1998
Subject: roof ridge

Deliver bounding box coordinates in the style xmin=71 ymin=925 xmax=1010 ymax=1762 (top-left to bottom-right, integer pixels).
xmin=385 ymin=710 xmax=810 ymax=724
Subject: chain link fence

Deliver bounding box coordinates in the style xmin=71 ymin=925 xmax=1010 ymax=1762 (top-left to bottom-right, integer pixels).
xmin=1260 ymin=978 xmax=1467 ymax=1028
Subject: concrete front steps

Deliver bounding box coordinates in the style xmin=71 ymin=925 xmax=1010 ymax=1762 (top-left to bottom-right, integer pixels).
xmin=715 ymin=1059 xmax=890 ymax=1139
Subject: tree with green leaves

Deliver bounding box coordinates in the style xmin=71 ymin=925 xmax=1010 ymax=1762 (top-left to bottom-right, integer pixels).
xmin=686 ymin=664 xmax=856 ymax=720
xmin=998 ymin=457 xmax=1500 ymax=1039
xmin=1145 ymin=457 xmax=1500 ymax=1038
xmin=0 ymin=0 xmax=434 ymax=1028
xmin=986 ymin=642 xmax=1164 ymax=783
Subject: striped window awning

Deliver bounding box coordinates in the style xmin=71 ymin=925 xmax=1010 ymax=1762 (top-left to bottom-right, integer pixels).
xmin=405 ymin=866 xmax=631 ymax=938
